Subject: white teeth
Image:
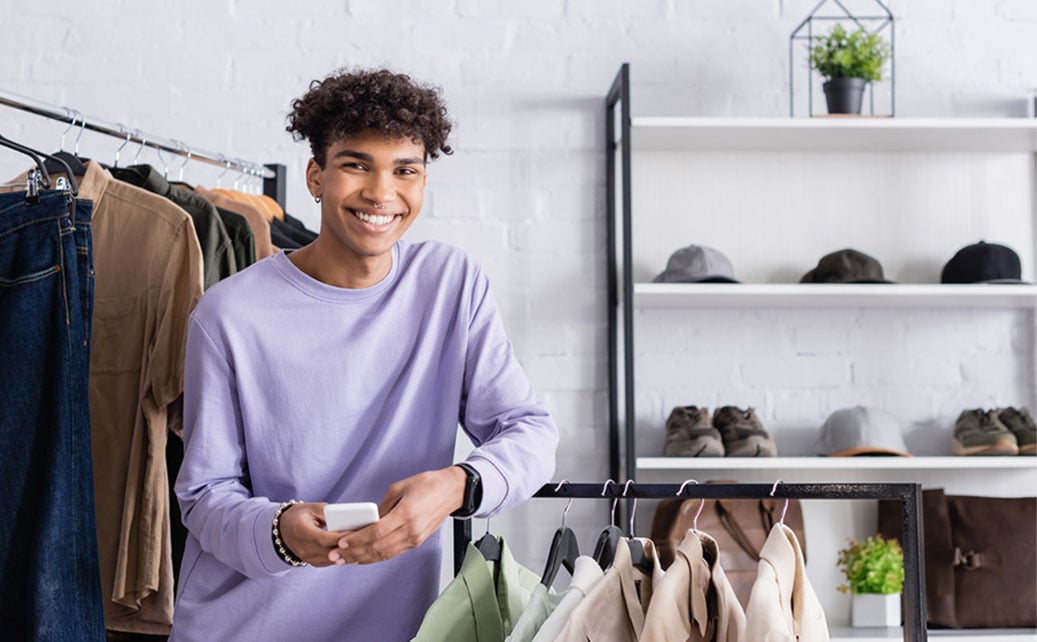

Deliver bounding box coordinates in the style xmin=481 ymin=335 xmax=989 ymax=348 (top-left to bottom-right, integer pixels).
xmin=355 ymin=211 xmax=393 ymax=226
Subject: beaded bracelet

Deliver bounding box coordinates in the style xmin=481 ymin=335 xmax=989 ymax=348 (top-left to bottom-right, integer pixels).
xmin=272 ymin=500 xmax=308 ymax=567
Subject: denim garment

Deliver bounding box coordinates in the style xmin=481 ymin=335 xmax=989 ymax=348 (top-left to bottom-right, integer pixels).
xmin=0 ymin=189 xmax=105 ymax=641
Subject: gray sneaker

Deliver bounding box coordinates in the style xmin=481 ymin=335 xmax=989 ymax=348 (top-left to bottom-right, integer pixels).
xmin=997 ymin=407 xmax=1036 ymax=455
xmin=712 ymin=406 xmax=778 ymax=457
xmin=952 ymin=408 xmax=1018 ymax=456
xmin=664 ymin=406 xmax=724 ymax=457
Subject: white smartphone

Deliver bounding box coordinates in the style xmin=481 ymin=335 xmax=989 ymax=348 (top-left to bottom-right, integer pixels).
xmin=323 ymin=502 xmax=379 ymax=532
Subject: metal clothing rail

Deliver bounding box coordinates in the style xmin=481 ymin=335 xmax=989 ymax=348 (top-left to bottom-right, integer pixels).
xmin=453 ymin=481 xmax=928 ymax=642
xmin=0 ymin=89 xmax=287 ymax=208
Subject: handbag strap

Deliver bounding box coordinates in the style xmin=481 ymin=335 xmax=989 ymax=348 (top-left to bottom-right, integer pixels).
xmin=714 ymin=500 xmax=765 ymax=562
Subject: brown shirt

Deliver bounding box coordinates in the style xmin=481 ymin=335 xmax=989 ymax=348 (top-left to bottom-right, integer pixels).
xmin=80 ymin=161 xmax=203 ymax=634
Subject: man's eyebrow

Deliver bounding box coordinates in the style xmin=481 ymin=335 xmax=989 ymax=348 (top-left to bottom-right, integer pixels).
xmin=330 ymin=149 xmax=424 ymax=165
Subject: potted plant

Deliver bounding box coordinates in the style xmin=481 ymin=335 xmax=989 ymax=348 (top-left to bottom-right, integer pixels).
xmin=809 ymin=23 xmax=891 ymax=115
xmin=837 ymin=534 xmax=904 ymax=627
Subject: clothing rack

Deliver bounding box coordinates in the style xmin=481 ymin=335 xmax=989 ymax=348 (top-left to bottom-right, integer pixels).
xmin=453 ymin=481 xmax=928 ymax=642
xmin=0 ymin=89 xmax=287 ymax=209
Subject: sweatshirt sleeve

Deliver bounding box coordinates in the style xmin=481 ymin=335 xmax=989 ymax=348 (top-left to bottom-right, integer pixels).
xmin=174 ymin=316 xmax=292 ymax=579
xmin=459 ymin=268 xmax=559 ymax=518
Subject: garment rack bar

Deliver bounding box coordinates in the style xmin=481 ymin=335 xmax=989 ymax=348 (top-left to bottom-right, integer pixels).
xmin=453 ymin=481 xmax=927 ymax=641
xmin=0 ymin=89 xmax=275 ymax=179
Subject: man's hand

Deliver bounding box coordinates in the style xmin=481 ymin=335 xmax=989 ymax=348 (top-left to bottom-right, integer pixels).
xmin=327 ymin=466 xmax=467 ymax=565
xmin=277 ymin=502 xmax=344 ymax=567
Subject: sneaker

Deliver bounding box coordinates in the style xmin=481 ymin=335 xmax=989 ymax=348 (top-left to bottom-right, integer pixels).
xmin=952 ymin=409 xmax=1018 ymax=456
xmin=664 ymin=406 xmax=724 ymax=457
xmin=712 ymin=406 xmax=778 ymax=457
xmin=997 ymin=407 xmax=1036 ymax=455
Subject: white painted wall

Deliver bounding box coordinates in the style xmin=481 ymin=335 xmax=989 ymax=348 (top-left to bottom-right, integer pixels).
xmin=3 ymin=0 xmax=1035 ymax=629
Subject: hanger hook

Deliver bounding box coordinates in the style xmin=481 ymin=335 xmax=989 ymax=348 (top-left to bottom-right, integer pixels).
xmin=622 ymin=481 xmax=637 ymax=536
xmin=176 ymin=141 xmax=192 ymax=182
xmin=156 ymin=146 xmax=169 ymax=179
xmin=132 ymin=129 xmax=146 ymax=164
xmin=216 ymin=154 xmax=231 ymax=189
xmin=60 ymin=107 xmax=77 ymax=152
xmin=73 ymin=110 xmax=86 ymax=156
xmin=602 ymin=479 xmax=618 ymax=527
xmin=677 ymin=479 xmax=706 ymax=531
xmin=769 ymin=479 xmax=789 ymax=525
xmin=553 ymin=480 xmax=572 ymax=528
xmin=114 ymin=124 xmax=131 ymax=168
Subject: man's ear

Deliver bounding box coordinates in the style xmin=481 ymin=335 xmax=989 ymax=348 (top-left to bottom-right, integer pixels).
xmin=305 ymin=158 xmax=323 ymax=197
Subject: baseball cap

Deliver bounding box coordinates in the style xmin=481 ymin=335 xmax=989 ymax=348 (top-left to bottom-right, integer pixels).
xmin=800 ymin=248 xmax=893 ymax=283
xmin=940 ymin=241 xmax=1030 ymax=284
xmin=816 ymin=406 xmax=912 ymax=457
xmin=652 ymin=245 xmax=740 ymax=283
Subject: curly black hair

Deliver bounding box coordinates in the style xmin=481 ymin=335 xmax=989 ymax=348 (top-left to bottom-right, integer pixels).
xmin=286 ymin=68 xmax=453 ymax=167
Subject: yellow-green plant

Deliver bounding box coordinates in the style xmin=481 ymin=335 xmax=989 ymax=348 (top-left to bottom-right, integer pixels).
xmin=837 ymin=534 xmax=904 ymax=594
xmin=809 ymin=24 xmax=891 ymax=82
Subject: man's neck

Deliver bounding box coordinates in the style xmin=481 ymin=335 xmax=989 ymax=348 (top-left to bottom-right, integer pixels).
xmin=288 ymin=238 xmax=392 ymax=289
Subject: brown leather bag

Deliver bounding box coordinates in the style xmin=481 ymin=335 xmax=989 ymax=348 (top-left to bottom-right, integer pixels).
xmin=878 ymin=489 xmax=1037 ymax=629
xmin=650 ymin=495 xmax=807 ymax=609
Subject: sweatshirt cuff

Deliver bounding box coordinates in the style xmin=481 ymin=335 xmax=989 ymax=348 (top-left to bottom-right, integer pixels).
xmin=463 ymin=457 xmax=509 ymax=518
xmin=253 ymin=502 xmax=294 ymax=576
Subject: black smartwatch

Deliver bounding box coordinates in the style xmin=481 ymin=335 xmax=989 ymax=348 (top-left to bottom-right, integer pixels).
xmin=451 ymin=463 xmax=482 ymax=518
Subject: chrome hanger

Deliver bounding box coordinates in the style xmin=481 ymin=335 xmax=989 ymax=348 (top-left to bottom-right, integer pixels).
xmin=677 ymin=479 xmax=707 ymax=531
xmin=769 ymin=479 xmax=789 ymax=525
xmin=113 ymin=124 xmax=131 ymax=168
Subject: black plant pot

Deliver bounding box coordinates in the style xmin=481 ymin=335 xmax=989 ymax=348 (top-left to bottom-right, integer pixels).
xmin=822 ymin=77 xmax=867 ymax=115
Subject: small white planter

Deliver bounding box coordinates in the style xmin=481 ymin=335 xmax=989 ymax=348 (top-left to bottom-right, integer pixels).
xmin=851 ymin=593 xmax=901 ymax=627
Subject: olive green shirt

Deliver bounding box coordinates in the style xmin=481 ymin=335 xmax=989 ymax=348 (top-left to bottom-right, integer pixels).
xmin=412 ymin=538 xmax=541 ymax=642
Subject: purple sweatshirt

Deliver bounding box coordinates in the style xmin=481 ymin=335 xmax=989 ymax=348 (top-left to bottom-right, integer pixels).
xmin=170 ymin=240 xmax=558 ymax=642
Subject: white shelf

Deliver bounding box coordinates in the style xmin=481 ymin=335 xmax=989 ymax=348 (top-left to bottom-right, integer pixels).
xmin=629 ymin=117 xmax=1037 ymax=152
xmin=829 ymin=627 xmax=1037 ymax=641
xmin=637 ymin=456 xmax=1037 ymax=471
xmin=633 ymin=283 xmax=1037 ymax=309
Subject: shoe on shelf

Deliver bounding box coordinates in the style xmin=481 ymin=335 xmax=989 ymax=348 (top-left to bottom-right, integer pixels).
xmin=997 ymin=407 xmax=1036 ymax=455
xmin=664 ymin=405 xmax=724 ymax=457
xmin=712 ymin=406 xmax=778 ymax=457
xmin=952 ymin=408 xmax=1018 ymax=456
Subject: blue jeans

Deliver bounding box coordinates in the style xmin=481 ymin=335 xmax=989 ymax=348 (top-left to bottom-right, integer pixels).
xmin=0 ymin=190 xmax=104 ymax=641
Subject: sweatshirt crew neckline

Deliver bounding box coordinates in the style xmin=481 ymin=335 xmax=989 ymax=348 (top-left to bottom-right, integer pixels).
xmin=272 ymin=243 xmax=401 ymax=303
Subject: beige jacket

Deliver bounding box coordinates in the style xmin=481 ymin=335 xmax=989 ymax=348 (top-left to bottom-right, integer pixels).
xmin=554 ymin=538 xmax=665 ymax=642
xmin=640 ymin=529 xmax=745 ymax=642
xmin=744 ymin=523 xmax=829 ymax=642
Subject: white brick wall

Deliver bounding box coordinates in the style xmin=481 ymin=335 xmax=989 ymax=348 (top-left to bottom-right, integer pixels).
xmin=2 ymin=0 xmax=1035 ymax=624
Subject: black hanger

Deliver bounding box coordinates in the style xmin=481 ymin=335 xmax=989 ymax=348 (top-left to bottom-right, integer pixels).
xmin=44 ymin=150 xmax=87 ymax=178
xmin=475 ymin=531 xmax=501 ymax=563
xmin=626 ymin=538 xmax=654 ymax=574
xmin=0 ymin=134 xmax=51 ymax=188
xmin=540 ymin=525 xmax=580 ymax=587
xmin=592 ymin=524 xmax=622 ymax=570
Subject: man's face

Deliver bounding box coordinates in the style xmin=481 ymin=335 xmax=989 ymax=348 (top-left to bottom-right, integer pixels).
xmin=306 ymin=129 xmax=427 ymax=263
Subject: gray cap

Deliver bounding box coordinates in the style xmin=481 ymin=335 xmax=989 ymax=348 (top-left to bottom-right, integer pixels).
xmin=816 ymin=406 xmax=912 ymax=457
xmin=653 ymin=245 xmax=739 ymax=283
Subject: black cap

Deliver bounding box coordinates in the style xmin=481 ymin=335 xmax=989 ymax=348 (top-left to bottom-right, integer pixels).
xmin=940 ymin=241 xmax=1029 ymax=284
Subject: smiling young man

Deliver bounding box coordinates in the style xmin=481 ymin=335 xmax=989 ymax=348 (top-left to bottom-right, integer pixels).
xmin=170 ymin=69 xmax=559 ymax=641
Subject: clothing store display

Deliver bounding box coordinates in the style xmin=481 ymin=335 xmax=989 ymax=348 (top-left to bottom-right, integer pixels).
xmin=7 ymin=161 xmax=205 ymax=635
xmin=171 ymin=243 xmax=558 ymax=641
xmin=879 ymin=489 xmax=1037 ymax=628
xmin=650 ymin=494 xmax=807 ymax=609
xmin=800 ymin=248 xmax=892 ymax=283
xmin=652 ymin=244 xmax=739 ymax=283
xmin=553 ymin=538 xmax=664 ymax=642
xmin=193 ymin=185 xmax=276 ymax=260
xmin=940 ymin=240 xmax=1029 ymax=284
xmin=664 ymin=405 xmax=724 ymax=457
xmin=109 ymin=165 xmax=236 ymax=288
xmin=995 ymin=406 xmax=1036 ymax=454
xmin=0 ymin=190 xmax=105 ymax=641
xmin=640 ymin=529 xmax=745 ymax=642
xmin=817 ymin=405 xmax=911 ymax=457
xmin=712 ymin=406 xmax=778 ymax=457
xmin=744 ymin=523 xmax=829 ymax=641
xmin=413 ymin=538 xmax=541 ymax=642
xmin=527 ymin=557 xmax=604 ymax=642
xmin=952 ymin=408 xmax=1018 ymax=456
